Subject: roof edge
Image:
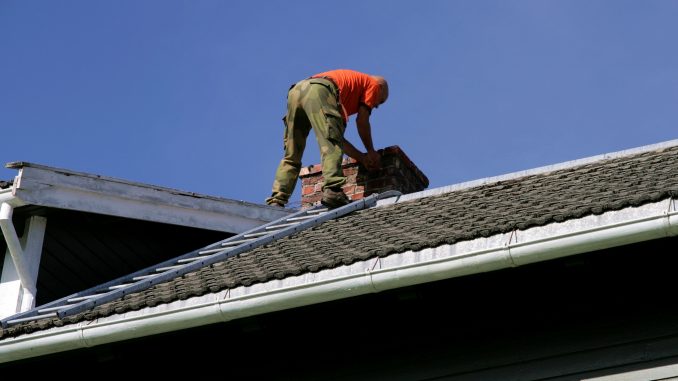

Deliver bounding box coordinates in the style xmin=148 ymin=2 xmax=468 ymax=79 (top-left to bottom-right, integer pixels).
xmin=5 ymin=161 xmax=291 ymax=232
xmin=378 ymin=139 xmax=678 ymax=206
xmin=6 ymin=161 xmax=280 ymax=211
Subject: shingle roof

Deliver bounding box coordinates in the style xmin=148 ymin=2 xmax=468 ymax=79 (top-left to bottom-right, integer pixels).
xmin=3 ymin=144 xmax=678 ymax=339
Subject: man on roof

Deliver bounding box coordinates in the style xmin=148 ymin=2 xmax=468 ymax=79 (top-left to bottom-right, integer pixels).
xmin=266 ymin=69 xmax=389 ymax=209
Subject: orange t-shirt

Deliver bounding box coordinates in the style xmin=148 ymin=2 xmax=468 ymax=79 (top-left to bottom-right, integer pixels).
xmin=312 ymin=69 xmax=382 ymax=122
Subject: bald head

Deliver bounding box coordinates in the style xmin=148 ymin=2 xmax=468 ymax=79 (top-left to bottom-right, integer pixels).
xmin=371 ymin=75 xmax=389 ymax=106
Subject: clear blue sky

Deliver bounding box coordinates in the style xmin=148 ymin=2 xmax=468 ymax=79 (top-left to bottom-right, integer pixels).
xmin=1 ymin=1 xmax=676 ymax=206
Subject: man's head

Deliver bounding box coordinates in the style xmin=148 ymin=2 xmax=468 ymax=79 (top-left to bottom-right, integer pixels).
xmin=371 ymin=75 xmax=389 ymax=107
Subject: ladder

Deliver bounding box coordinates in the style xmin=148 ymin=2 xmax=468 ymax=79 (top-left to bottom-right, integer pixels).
xmin=1 ymin=191 xmax=401 ymax=328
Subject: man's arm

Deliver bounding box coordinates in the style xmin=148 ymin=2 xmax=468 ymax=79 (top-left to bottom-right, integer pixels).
xmin=342 ymin=139 xmax=366 ymax=163
xmin=355 ymin=104 xmax=381 ymax=170
xmin=342 ymin=138 xmax=381 ymax=172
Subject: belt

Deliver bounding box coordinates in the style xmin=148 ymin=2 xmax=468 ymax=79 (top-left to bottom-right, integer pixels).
xmin=318 ymin=76 xmax=338 ymax=91
xmin=310 ymin=76 xmax=340 ymax=98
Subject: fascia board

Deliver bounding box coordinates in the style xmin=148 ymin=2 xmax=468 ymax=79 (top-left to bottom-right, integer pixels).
xmin=10 ymin=164 xmax=290 ymax=233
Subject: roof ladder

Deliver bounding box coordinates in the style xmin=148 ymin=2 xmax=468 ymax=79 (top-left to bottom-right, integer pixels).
xmin=1 ymin=190 xmax=401 ymax=328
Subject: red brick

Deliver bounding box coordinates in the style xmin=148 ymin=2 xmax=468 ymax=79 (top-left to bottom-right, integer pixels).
xmin=342 ymin=185 xmax=356 ymax=195
xmin=299 ymin=145 xmax=428 ymax=208
xmin=342 ymin=167 xmax=357 ymax=176
xmin=302 ymin=193 xmax=322 ymax=204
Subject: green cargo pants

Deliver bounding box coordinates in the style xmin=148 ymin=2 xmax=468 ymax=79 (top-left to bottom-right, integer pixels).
xmin=266 ymin=78 xmax=346 ymax=206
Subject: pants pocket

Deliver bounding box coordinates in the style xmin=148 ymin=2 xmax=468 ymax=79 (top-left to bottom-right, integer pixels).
xmin=322 ymin=107 xmax=345 ymax=144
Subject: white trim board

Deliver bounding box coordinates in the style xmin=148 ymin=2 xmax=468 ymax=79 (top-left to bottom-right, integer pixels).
xmin=5 ymin=162 xmax=291 ymax=234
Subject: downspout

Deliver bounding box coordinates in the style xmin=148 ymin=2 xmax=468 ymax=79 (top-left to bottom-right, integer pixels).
xmin=0 ymin=189 xmax=35 ymax=306
xmin=1 ymin=205 xmax=678 ymax=364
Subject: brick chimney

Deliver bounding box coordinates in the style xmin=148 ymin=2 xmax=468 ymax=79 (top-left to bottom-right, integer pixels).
xmin=299 ymin=145 xmax=429 ymax=208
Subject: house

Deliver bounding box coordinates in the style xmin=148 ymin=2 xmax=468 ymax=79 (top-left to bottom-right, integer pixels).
xmin=1 ymin=140 xmax=678 ymax=380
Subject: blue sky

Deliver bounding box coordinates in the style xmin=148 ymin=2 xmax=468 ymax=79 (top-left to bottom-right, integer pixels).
xmin=1 ymin=1 xmax=676 ymax=206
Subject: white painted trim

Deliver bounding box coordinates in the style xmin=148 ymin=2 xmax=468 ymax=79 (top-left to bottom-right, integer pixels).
xmin=0 ymin=203 xmax=35 ymax=294
xmin=0 ymin=200 xmax=676 ymax=364
xmin=0 ymin=207 xmax=47 ymax=318
xmin=0 ymin=188 xmax=25 ymax=208
xmin=18 ymin=216 xmax=47 ymax=313
xmin=9 ymin=164 xmax=290 ymax=233
xmin=582 ymin=362 xmax=678 ymax=381
xmin=0 ymin=210 xmax=48 ymax=316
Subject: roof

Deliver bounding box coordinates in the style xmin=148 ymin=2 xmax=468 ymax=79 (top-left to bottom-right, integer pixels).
xmin=2 ymin=140 xmax=678 ymax=351
xmin=0 ymin=161 xmax=291 ymax=306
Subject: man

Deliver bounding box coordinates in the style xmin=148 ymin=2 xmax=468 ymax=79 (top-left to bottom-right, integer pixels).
xmin=265 ymin=69 xmax=389 ymax=209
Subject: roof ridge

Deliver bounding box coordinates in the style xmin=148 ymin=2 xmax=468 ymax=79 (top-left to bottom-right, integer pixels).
xmin=378 ymin=139 xmax=678 ymax=206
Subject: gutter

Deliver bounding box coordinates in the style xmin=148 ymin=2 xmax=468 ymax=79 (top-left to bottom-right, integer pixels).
xmin=1 ymin=204 xmax=677 ymax=364
xmin=0 ymin=187 xmax=25 ymax=207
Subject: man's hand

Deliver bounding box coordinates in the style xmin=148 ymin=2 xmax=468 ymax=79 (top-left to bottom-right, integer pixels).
xmin=364 ymin=150 xmax=382 ymax=172
xmin=344 ymin=139 xmax=379 ymax=171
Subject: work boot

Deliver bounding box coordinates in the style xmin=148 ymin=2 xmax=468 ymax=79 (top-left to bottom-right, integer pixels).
xmin=266 ymin=200 xmax=285 ymax=208
xmin=321 ymin=187 xmax=350 ymax=209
